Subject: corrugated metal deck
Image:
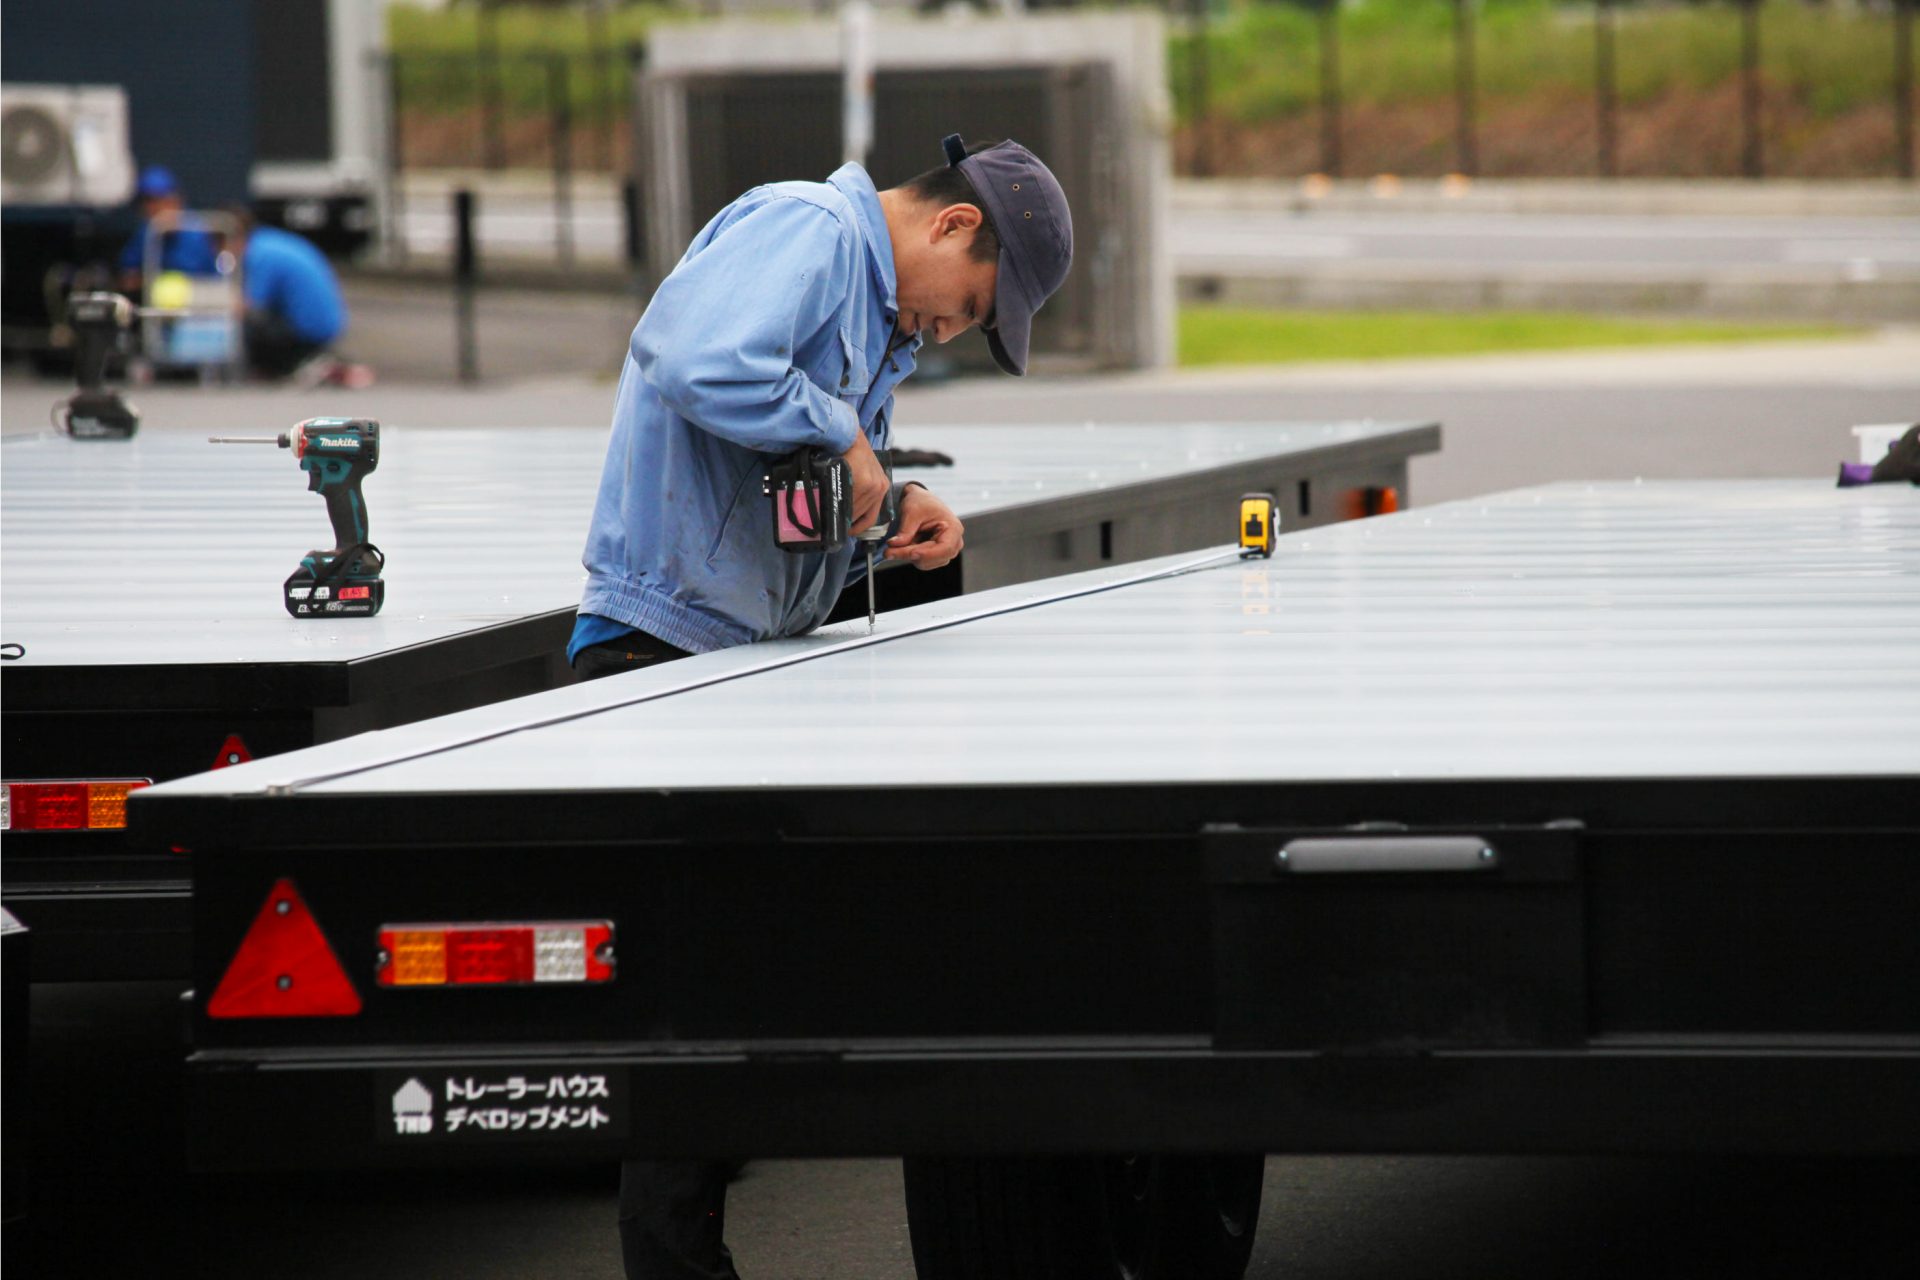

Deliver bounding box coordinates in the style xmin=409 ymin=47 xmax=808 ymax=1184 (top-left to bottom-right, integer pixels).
xmin=143 ymin=479 xmax=1920 ymax=800
xmin=0 ymin=419 xmax=1432 ymax=667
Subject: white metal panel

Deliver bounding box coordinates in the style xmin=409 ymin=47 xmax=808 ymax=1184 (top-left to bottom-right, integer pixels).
xmin=1 ymin=426 xmax=601 ymax=667
xmin=144 ymin=480 xmax=1920 ymax=797
xmin=0 ymin=420 xmax=1425 ymax=668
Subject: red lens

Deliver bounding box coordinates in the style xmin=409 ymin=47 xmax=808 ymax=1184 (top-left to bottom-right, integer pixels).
xmin=207 ymin=878 xmax=363 ymax=1019
xmin=13 ymin=783 xmax=88 ymax=830
xmin=446 ymin=928 xmax=533 ymax=985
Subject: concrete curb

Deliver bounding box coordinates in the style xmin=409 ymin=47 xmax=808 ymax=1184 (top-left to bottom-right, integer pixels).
xmin=1173 ymin=177 xmax=1920 ymax=219
xmin=397 ymin=172 xmax=1920 ymax=219
xmin=348 ymin=258 xmax=1920 ymax=324
xmin=369 ymin=173 xmax=1920 ymax=321
xmin=1179 ymin=264 xmax=1920 ymax=325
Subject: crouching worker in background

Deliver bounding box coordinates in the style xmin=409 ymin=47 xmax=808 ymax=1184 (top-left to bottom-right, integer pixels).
xmin=228 ymin=209 xmax=366 ymax=387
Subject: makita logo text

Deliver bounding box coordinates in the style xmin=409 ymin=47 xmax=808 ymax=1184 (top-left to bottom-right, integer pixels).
xmin=315 ymin=436 xmax=358 ymax=449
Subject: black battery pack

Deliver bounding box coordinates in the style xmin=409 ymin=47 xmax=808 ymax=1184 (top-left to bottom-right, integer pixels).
xmin=285 ymin=544 xmax=385 ymax=618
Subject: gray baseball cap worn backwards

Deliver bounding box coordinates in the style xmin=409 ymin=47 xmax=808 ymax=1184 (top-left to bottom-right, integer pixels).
xmin=943 ymin=134 xmax=1073 ymax=377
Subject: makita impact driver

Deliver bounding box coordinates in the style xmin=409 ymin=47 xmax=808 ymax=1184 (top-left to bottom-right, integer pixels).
xmin=764 ymin=444 xmax=896 ymax=630
xmin=55 ymin=292 xmax=139 ymax=439
xmin=210 ymin=418 xmax=385 ymax=617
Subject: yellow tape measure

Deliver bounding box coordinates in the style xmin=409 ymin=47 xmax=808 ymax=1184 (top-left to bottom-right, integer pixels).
xmin=1238 ymin=492 xmax=1277 ymax=559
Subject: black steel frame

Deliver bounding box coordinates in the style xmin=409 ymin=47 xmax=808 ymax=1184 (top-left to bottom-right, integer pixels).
xmin=2 ymin=609 xmax=573 ymax=981
xmin=149 ymin=774 xmax=1920 ymax=1170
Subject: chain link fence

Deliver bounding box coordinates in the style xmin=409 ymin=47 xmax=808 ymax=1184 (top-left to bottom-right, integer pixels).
xmin=384 ymin=1 xmax=1914 ymax=186
xmin=373 ymin=1 xmax=1915 ymax=273
xmin=1173 ymin=0 xmax=1916 ymax=181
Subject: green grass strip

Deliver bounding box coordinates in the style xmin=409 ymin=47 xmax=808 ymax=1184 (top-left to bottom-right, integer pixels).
xmin=1178 ymin=308 xmax=1852 ymax=367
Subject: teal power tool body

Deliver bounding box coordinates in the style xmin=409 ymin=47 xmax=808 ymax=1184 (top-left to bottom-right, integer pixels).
xmin=210 ymin=418 xmax=385 ymax=617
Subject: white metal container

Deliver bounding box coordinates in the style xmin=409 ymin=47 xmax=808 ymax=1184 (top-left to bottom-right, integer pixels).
xmin=1853 ymin=423 xmax=1912 ymax=464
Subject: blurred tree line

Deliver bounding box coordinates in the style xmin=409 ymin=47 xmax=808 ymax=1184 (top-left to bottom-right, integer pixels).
xmin=384 ymin=0 xmax=1917 ymax=178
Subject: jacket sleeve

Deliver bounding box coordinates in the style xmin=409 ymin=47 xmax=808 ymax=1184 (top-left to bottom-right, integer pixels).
xmin=631 ymin=197 xmax=861 ymax=455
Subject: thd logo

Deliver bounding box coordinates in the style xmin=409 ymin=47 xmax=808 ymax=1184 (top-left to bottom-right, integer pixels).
xmin=392 ymin=1078 xmax=434 ymax=1135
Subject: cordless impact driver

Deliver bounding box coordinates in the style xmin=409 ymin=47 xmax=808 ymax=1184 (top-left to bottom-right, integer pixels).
xmin=764 ymin=445 xmax=896 ymax=630
xmin=56 ymin=292 xmax=139 ymax=439
xmin=210 ymin=418 xmax=385 ymax=617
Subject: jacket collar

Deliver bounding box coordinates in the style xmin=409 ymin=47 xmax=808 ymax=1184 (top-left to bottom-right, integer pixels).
xmin=828 ymin=163 xmax=898 ymax=315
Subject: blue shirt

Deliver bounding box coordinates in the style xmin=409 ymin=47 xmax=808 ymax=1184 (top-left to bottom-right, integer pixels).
xmin=243 ymin=225 xmax=346 ymax=344
xmin=118 ymin=216 xmax=220 ymax=275
xmin=573 ymin=164 xmax=920 ymax=658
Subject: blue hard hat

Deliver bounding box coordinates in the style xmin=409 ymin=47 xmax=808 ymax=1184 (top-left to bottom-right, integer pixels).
xmin=137 ymin=165 xmax=179 ymax=199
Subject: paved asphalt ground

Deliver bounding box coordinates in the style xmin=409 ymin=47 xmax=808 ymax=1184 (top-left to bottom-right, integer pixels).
xmin=391 ymin=180 xmax=1920 ymax=281
xmin=13 ymin=278 xmax=1915 ymax=508
xmin=385 ymin=177 xmax=1920 ymax=320
xmin=6 ymin=289 xmax=1917 ymax=1277
xmin=1166 ymin=209 xmax=1920 ymax=286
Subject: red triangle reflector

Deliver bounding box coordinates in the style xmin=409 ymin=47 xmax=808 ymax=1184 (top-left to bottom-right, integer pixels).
xmin=207 ymin=878 xmax=363 ymax=1019
xmin=211 ymin=734 xmax=253 ymax=769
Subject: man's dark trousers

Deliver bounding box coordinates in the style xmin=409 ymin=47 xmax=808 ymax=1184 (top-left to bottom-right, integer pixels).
xmin=243 ymin=310 xmax=326 ymax=379
xmin=571 ymin=631 xmax=741 ymax=1280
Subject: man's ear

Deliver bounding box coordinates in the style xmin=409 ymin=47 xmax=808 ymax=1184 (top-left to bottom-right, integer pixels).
xmin=931 ymin=203 xmax=984 ymax=243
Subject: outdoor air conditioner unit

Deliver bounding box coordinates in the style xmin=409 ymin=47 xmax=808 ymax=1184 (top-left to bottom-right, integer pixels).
xmin=1 ymin=84 xmax=137 ymax=207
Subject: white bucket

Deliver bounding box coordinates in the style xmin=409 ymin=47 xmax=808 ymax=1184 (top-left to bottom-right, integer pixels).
xmin=1852 ymin=424 xmax=1911 ymax=465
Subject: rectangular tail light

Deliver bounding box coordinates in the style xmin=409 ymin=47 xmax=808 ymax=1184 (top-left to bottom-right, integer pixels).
xmin=2 ymin=779 xmax=152 ymax=832
xmin=377 ymin=922 xmax=615 ymax=988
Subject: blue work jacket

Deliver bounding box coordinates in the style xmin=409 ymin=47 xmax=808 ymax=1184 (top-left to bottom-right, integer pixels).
xmin=577 ymin=164 xmax=920 ymax=654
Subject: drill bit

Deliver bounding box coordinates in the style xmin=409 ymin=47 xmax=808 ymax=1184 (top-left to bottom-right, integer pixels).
xmin=856 ymin=522 xmax=888 ymax=633
xmin=209 ymin=435 xmax=290 ymax=446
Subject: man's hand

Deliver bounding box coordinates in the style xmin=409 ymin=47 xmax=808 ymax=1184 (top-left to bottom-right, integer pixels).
xmin=886 ymin=486 xmax=964 ymax=569
xmin=844 ymin=430 xmax=888 ymax=534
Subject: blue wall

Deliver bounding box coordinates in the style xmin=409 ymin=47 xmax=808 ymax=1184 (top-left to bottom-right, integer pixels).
xmin=3 ymin=0 xmax=255 ymax=206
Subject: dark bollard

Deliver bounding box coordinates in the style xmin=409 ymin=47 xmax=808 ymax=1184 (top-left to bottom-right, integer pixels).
xmin=622 ymin=177 xmax=643 ymax=271
xmin=454 ymin=188 xmax=478 ymax=384
xmin=622 ymin=175 xmax=648 ymax=305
